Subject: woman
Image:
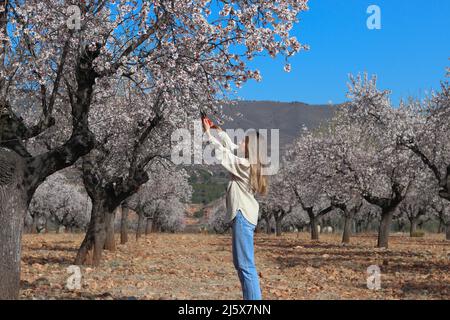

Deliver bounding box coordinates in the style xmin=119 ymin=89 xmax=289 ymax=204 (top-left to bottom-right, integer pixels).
xmin=203 ymin=118 xmax=268 ymax=300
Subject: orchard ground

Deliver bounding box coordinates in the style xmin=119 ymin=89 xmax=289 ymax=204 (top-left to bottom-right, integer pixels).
xmin=20 ymin=232 xmax=449 ymax=300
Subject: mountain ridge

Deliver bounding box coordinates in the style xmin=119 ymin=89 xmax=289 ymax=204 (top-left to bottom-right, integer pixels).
xmin=219 ymin=100 xmax=336 ymax=150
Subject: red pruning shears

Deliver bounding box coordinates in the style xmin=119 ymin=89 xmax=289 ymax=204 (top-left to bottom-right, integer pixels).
xmin=200 ymin=110 xmax=216 ymax=128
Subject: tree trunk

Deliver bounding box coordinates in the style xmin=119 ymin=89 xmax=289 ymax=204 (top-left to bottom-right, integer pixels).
xmin=310 ymin=216 xmax=319 ymax=240
xmin=136 ymin=211 xmax=144 ymax=240
xmin=0 ymin=150 xmax=26 ymax=300
xmin=409 ymin=218 xmax=418 ymax=237
xmin=342 ymin=214 xmax=352 ymax=244
xmin=377 ymin=209 xmax=394 ymax=248
xmin=120 ymin=205 xmax=129 ymax=244
xmin=104 ymin=209 xmax=116 ymax=251
xmin=151 ymin=218 xmax=159 ymax=232
xmin=264 ymin=216 xmax=271 ymax=234
xmin=74 ymin=199 xmax=108 ymax=266
xmin=446 ymin=224 xmax=450 ymax=241
xmin=0 ymin=45 xmax=98 ymax=296
xmin=275 ymin=218 xmax=282 ymax=237
xmin=145 ymin=218 xmax=152 ymax=235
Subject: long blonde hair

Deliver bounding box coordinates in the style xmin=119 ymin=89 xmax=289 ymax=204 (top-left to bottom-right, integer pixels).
xmin=245 ymin=130 xmax=268 ymax=195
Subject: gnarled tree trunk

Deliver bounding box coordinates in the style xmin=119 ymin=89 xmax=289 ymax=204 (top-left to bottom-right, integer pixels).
xmin=273 ymin=209 xmax=290 ymax=237
xmin=104 ymin=208 xmax=116 ymax=251
xmin=309 ymin=214 xmax=319 ymax=240
xmin=275 ymin=217 xmax=282 ymax=237
xmin=145 ymin=218 xmax=152 ymax=235
xmin=0 ymin=40 xmax=98 ymax=298
xmin=378 ymin=208 xmax=394 ymax=248
xmin=0 ymin=149 xmax=26 ymax=300
xmin=298 ymin=201 xmax=333 ymax=241
xmin=342 ymin=213 xmax=352 ymax=244
xmin=364 ymin=186 xmax=405 ymax=249
xmin=74 ymin=199 xmax=108 ymax=266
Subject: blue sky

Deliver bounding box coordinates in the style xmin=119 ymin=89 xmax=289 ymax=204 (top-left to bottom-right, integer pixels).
xmin=238 ymin=0 xmax=450 ymax=106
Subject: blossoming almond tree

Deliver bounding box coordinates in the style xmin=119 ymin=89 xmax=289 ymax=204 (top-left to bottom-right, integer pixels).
xmin=126 ymin=161 xmax=192 ymax=241
xmin=284 ymin=131 xmax=336 ymax=240
xmin=395 ymin=78 xmax=450 ymax=239
xmin=430 ymin=197 xmax=450 ymax=240
xmin=262 ymin=169 xmax=295 ymax=236
xmin=280 ymin=206 xmax=309 ymax=233
xmin=28 ymin=172 xmax=91 ymax=233
xmin=258 ymin=200 xmax=274 ymax=234
xmin=284 ymin=123 xmax=365 ymax=243
xmin=397 ymin=82 xmax=450 ymax=202
xmin=337 ymin=75 xmax=426 ymax=248
xmin=299 ymin=118 xmax=365 ymax=244
xmin=354 ymin=202 xmax=380 ymax=233
xmin=396 ymin=173 xmax=436 ymax=237
xmin=0 ymin=0 xmax=309 ymax=298
xmin=74 ymin=76 xmax=202 ymax=264
xmin=267 ymin=168 xmax=298 ymax=237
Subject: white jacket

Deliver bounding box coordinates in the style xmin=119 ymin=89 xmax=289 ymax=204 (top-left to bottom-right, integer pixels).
xmin=207 ymin=130 xmax=259 ymax=226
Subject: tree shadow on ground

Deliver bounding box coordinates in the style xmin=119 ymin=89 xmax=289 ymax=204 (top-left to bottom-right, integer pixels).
xmin=25 ymin=245 xmax=79 ymax=252
xmin=22 ymin=255 xmax=73 ymax=266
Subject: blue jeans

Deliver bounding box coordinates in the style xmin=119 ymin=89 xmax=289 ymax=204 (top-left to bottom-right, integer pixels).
xmin=232 ymin=210 xmax=262 ymax=300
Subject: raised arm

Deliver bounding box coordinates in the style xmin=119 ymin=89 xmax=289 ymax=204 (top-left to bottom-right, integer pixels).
xmin=203 ymin=119 xmax=248 ymax=178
